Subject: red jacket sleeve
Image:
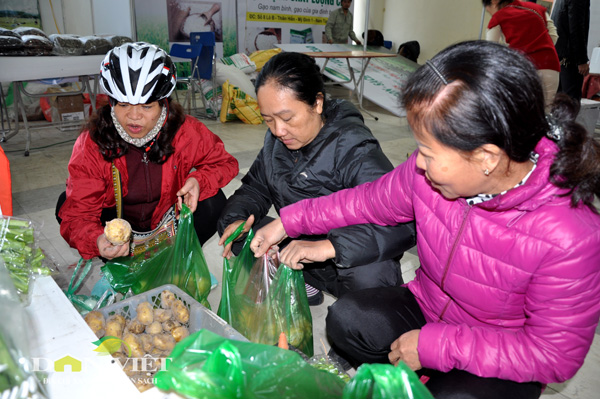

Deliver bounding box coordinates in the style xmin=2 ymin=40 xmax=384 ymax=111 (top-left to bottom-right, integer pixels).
xmin=59 ymin=133 xmax=109 ymax=259
xmin=183 ymin=117 xmax=239 ymax=201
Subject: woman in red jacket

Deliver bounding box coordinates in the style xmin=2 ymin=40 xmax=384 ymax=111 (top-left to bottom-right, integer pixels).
xmin=484 ymin=0 xmax=560 ymax=107
xmin=57 ymin=42 xmax=238 ymax=260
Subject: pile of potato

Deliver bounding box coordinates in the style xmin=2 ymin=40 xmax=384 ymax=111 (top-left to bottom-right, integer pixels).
xmin=84 ymin=289 xmax=191 ymax=392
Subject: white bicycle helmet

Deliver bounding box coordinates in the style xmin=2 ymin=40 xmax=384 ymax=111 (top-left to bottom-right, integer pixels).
xmin=100 ymin=42 xmax=177 ymax=104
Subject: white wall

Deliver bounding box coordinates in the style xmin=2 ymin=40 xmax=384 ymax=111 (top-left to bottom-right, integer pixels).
xmin=380 ymin=0 xmax=484 ymax=62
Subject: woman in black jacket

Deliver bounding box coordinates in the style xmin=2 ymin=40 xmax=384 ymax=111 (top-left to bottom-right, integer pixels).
xmin=217 ymin=52 xmax=415 ymax=305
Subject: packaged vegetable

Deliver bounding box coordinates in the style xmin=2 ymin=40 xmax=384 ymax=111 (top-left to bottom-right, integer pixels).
xmin=0 ymin=216 xmax=53 ymax=302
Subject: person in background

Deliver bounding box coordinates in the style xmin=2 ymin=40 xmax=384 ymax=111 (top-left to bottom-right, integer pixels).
xmin=397 ymin=41 xmax=421 ymax=63
xmin=484 ymin=0 xmax=560 ymax=107
xmin=362 ymin=29 xmax=384 ymax=47
xmin=251 ymin=41 xmax=600 ymax=398
xmin=551 ymin=0 xmax=590 ymax=102
xmin=325 ymin=0 xmax=362 ymax=45
xmin=57 ymin=42 xmax=238 ymax=260
xmin=217 ymin=51 xmax=415 ymax=306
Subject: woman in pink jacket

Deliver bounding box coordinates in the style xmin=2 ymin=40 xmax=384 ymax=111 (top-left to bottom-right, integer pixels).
xmin=251 ymin=41 xmax=600 ymax=398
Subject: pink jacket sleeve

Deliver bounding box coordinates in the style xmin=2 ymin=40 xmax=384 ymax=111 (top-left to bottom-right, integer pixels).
xmin=281 ymin=154 xmax=417 ymax=236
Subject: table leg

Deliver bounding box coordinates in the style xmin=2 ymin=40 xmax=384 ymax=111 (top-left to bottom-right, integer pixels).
xmin=0 ymin=83 xmax=21 ymax=145
xmin=354 ymin=58 xmax=379 ymax=121
xmin=14 ymin=82 xmax=31 ymax=156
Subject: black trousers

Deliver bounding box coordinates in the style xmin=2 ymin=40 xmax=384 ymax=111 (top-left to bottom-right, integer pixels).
xmin=230 ymin=216 xmax=403 ymax=298
xmin=326 ymin=286 xmax=542 ymax=399
xmin=56 ymin=189 xmax=227 ymax=247
xmin=558 ymin=62 xmax=584 ymax=102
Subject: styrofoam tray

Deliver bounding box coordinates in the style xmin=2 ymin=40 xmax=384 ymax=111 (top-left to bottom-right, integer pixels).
xmin=99 ymin=284 xmax=247 ymax=342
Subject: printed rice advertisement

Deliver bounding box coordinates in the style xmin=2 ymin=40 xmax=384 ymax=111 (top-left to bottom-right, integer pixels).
xmin=237 ymin=0 xmax=353 ymax=55
xmin=134 ymin=0 xmax=237 ymax=58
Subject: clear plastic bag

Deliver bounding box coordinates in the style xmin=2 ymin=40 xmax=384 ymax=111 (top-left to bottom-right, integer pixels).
xmin=0 ymin=258 xmax=49 ymax=398
xmin=218 ymin=227 xmax=313 ymax=356
xmin=0 ymin=216 xmax=53 ymax=303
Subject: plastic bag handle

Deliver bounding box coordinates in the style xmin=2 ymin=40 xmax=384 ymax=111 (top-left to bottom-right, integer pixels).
xmin=224 ymin=222 xmax=245 ymax=246
xmin=66 ymin=257 xmax=93 ymax=296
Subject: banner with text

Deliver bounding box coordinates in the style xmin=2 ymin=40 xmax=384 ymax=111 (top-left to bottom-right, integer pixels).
xmin=237 ymin=0 xmax=353 ymax=55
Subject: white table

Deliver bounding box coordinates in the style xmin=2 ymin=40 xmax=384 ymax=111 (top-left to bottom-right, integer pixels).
xmin=25 ymin=276 xmax=173 ymax=399
xmin=0 ymin=55 xmax=105 ymax=155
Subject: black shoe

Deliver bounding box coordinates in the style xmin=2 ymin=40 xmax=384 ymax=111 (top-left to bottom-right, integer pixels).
xmin=327 ymin=347 xmax=353 ymax=372
xmin=307 ymin=290 xmax=324 ymax=306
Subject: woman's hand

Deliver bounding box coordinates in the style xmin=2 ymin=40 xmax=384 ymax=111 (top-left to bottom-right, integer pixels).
xmin=177 ymin=178 xmax=200 ymax=213
xmin=279 ymin=239 xmax=336 ymax=270
xmin=97 ymin=234 xmax=129 ymax=259
xmin=250 ymin=218 xmax=288 ymax=257
xmin=218 ymin=215 xmax=255 ymax=259
xmin=389 ymin=329 xmax=422 ymax=370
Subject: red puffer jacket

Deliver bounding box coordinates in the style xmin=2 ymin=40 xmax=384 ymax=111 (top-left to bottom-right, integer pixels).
xmin=59 ymin=116 xmax=238 ymax=259
xmin=281 ymin=137 xmax=600 ymax=384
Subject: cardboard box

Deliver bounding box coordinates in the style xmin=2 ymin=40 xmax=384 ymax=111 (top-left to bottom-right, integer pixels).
xmin=55 ymin=94 xmax=85 ymax=130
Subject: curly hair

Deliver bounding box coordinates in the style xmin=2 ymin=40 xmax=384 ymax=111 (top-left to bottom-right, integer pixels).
xmin=86 ymin=98 xmax=186 ymax=164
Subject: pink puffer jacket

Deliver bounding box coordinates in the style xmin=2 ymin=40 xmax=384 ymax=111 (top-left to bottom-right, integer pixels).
xmin=281 ymin=137 xmax=600 ymax=384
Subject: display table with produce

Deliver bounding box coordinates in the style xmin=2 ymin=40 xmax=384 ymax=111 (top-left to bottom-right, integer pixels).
xmin=25 ymin=275 xmax=169 ymax=398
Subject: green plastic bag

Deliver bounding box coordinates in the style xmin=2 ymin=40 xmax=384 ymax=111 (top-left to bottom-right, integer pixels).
xmin=154 ymin=329 xmax=345 ymax=399
xmin=101 ymin=204 xmax=212 ymax=308
xmin=342 ymin=363 xmax=434 ymax=399
xmin=217 ymin=226 xmax=313 ymax=356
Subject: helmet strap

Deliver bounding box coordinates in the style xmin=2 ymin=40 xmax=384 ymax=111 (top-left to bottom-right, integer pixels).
xmin=111 ymin=104 xmax=167 ymax=147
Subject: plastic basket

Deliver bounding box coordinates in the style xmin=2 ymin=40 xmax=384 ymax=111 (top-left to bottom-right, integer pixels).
xmin=99 ymin=284 xmax=247 ymax=342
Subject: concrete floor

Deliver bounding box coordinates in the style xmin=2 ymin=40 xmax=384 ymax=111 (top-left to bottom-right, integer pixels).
xmin=2 ymin=86 xmax=599 ymax=398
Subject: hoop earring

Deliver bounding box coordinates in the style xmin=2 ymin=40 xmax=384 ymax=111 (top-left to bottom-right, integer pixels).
xmin=484 ymin=169 xmax=490 ymax=176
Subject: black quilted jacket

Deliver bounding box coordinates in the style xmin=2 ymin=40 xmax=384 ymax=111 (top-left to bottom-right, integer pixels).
xmin=217 ymin=99 xmax=415 ymax=267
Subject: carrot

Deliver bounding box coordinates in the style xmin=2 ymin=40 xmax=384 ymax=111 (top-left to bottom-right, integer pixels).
xmin=278 ymin=332 xmax=289 ymax=350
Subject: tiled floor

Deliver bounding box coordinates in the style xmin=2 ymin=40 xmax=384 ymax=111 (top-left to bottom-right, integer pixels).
xmin=2 ymin=87 xmax=599 ymax=398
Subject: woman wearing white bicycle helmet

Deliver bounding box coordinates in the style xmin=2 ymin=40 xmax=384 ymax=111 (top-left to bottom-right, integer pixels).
xmin=56 ymin=42 xmax=239 ymax=260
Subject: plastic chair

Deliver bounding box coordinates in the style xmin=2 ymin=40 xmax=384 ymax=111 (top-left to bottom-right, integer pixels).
xmin=169 ymin=37 xmax=217 ymax=119
xmin=189 ymin=31 xmax=218 ymax=118
xmin=169 ymin=43 xmax=203 ymax=116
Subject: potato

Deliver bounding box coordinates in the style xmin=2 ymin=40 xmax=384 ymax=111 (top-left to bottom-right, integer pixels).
xmin=153 ymin=308 xmax=172 ymax=323
xmin=145 ymin=321 xmax=163 ymax=335
xmin=122 ymin=333 xmax=144 ymax=358
xmin=127 ymin=318 xmax=145 ymax=334
xmin=161 ymin=319 xmax=180 ymax=332
xmin=104 ymin=218 xmax=131 ymax=245
xmin=139 ymin=334 xmax=154 ymax=353
xmin=105 ymin=316 xmax=126 ymax=339
xmin=84 ymin=311 xmax=105 ymax=338
xmin=171 ymin=326 xmax=189 ymax=342
xmin=111 ymin=314 xmax=127 ymax=327
xmin=160 ymin=290 xmax=176 ymax=309
xmin=153 ymin=333 xmax=176 ymax=352
xmin=136 ymin=302 xmax=154 ymax=325
xmin=170 ymin=300 xmax=189 ymax=324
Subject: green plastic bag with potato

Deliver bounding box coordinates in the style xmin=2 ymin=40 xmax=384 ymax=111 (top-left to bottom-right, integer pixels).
xmin=102 ymin=204 xmax=211 ymax=308
xmin=218 ymin=226 xmax=313 ymax=357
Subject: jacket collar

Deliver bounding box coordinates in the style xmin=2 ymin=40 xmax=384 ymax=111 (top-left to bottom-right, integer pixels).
xmin=476 ymin=138 xmax=570 ymax=212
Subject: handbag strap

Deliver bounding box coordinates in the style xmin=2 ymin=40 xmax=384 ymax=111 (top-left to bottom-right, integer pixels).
xmin=111 ymin=162 xmax=122 ymax=219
